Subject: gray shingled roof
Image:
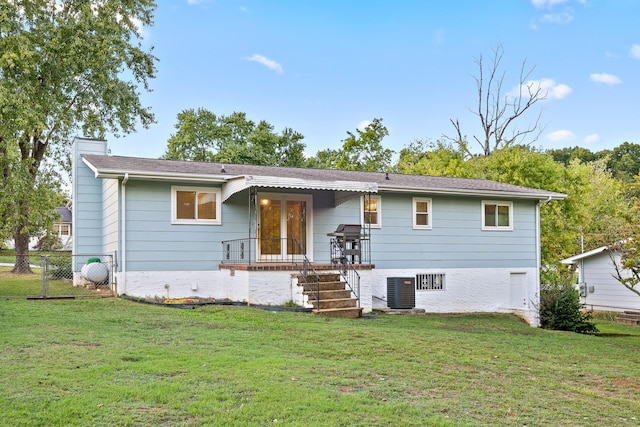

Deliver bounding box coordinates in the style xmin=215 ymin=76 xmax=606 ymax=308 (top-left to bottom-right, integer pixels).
xmin=55 ymin=206 xmax=72 ymax=222
xmin=82 ymin=154 xmax=566 ymax=200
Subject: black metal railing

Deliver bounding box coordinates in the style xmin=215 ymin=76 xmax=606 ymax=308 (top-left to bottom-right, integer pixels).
xmin=329 ymin=238 xmax=361 ymax=307
xmin=222 ymin=237 xmax=314 ymax=264
xmin=290 ymin=239 xmax=321 ymax=309
xmin=220 ymin=238 xmax=321 ymax=307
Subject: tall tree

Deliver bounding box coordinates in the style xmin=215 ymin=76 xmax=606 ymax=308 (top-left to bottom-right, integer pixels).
xmin=607 ymin=141 xmax=640 ymax=182
xmin=0 ymin=0 xmax=157 ymax=272
xmin=162 ymin=110 xmax=307 ymax=167
xmin=396 ymin=139 xmax=473 ymax=178
xmin=448 ymin=44 xmax=545 ymax=157
xmin=546 ymin=146 xmax=597 ymax=166
xmin=313 ymin=118 xmax=394 ymax=172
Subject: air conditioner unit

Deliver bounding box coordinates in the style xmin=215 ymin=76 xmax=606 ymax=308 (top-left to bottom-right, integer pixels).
xmin=387 ymin=277 xmax=415 ymax=309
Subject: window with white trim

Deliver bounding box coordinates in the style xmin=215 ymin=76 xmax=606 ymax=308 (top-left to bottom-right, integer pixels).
xmin=482 ymin=200 xmax=512 ymax=230
xmin=172 ymin=186 xmax=221 ymax=225
xmin=416 ymin=273 xmax=445 ymax=291
xmin=413 ymin=197 xmax=432 ymax=229
xmin=361 ymin=195 xmax=381 ymax=228
xmin=55 ymin=223 xmax=71 ymax=237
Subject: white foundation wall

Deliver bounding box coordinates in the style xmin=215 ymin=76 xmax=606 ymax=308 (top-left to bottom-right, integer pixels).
xmin=116 ymin=270 xmax=248 ymax=302
xmin=371 ymin=267 xmax=540 ymax=326
xmin=114 ymin=269 xmax=374 ymax=313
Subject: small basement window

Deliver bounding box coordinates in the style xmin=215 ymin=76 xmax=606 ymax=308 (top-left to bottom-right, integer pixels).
xmin=416 ymin=273 xmax=445 ymax=291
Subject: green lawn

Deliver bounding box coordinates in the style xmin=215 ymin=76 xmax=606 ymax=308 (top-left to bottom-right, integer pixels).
xmin=0 ymin=268 xmax=98 ymax=297
xmin=0 ymin=298 xmax=638 ymax=427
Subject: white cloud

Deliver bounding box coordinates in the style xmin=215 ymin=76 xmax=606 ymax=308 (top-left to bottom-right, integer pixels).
xmin=583 ymin=134 xmax=600 ymax=144
xmin=357 ymin=120 xmax=372 ymax=131
xmin=630 ymin=44 xmax=640 ymax=60
xmin=187 ymin=0 xmax=209 ymax=4
xmin=546 ymin=130 xmax=576 ymax=142
xmin=245 ymin=54 xmax=284 ymax=74
xmin=509 ymin=78 xmax=572 ymax=101
xmin=590 ymin=73 xmax=622 ymax=85
xmin=531 ymin=0 xmax=570 ymax=8
xmin=540 ymin=12 xmax=573 ymax=24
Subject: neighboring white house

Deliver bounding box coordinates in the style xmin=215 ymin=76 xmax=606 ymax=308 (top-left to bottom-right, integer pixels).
xmin=4 ymin=206 xmax=73 ymax=251
xmin=72 ymin=137 xmax=566 ymax=326
xmin=561 ymin=245 xmax=640 ymax=312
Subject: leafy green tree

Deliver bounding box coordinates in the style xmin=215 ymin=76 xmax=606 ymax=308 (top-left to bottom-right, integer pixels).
xmin=313 ymin=118 xmax=394 ymax=172
xmin=162 ymin=110 xmax=307 ymax=167
xmin=546 ymin=146 xmax=597 ymax=166
xmin=607 ymin=142 xmax=640 ymax=182
xmin=0 ymin=0 xmax=157 ymax=273
xmin=609 ymin=180 xmax=640 ymax=298
xmin=396 ymin=139 xmax=475 ymax=178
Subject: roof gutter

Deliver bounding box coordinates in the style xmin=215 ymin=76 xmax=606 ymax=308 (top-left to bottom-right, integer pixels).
xmin=378 ymin=185 xmax=566 ymax=200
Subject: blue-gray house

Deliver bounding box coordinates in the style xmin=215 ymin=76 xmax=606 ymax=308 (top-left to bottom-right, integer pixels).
xmin=73 ymin=137 xmax=565 ymax=325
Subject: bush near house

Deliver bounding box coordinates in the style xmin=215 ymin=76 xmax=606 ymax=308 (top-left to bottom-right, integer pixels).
xmin=540 ymin=282 xmax=598 ymax=334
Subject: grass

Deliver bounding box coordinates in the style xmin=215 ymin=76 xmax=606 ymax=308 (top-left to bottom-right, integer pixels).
xmin=0 ymin=297 xmax=638 ymax=427
xmin=0 ymin=267 xmax=101 ymax=297
xmin=0 ymin=249 xmax=72 ymax=265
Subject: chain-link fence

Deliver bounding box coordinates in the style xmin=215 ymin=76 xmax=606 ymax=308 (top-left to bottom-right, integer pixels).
xmin=0 ymin=253 xmax=116 ymax=298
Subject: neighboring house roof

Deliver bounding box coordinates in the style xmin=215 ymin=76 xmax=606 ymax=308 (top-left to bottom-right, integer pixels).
xmin=55 ymin=206 xmax=72 ymax=223
xmin=561 ymin=239 xmax=630 ymax=264
xmin=82 ymin=154 xmax=567 ymax=201
xmin=561 ymin=245 xmax=611 ymax=264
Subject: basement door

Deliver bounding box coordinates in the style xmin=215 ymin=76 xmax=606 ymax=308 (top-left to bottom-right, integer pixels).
xmin=510 ymin=272 xmax=528 ymax=308
xmin=257 ymin=193 xmax=312 ymax=261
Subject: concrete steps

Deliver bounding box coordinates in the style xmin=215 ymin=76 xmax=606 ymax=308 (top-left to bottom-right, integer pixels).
xmin=295 ymin=273 xmax=362 ymax=318
xmin=617 ymin=311 xmax=640 ymax=326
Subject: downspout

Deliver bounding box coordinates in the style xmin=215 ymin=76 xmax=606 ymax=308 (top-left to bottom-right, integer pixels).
xmin=534 ymin=196 xmax=553 ymax=326
xmin=120 ymin=173 xmax=129 ymax=294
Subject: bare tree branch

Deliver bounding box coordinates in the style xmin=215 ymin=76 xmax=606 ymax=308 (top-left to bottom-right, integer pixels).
xmin=445 ymin=43 xmax=545 ymax=157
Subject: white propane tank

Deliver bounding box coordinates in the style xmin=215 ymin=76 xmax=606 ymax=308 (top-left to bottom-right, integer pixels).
xmin=81 ymin=262 xmax=109 ymax=283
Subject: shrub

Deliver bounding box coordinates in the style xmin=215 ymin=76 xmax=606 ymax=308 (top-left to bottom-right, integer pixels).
xmin=540 ymin=283 xmax=598 ymax=334
xmin=47 ymin=256 xmax=73 ymax=280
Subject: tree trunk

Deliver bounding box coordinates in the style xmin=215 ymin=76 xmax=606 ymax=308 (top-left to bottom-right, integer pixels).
xmin=12 ymin=230 xmax=33 ymax=274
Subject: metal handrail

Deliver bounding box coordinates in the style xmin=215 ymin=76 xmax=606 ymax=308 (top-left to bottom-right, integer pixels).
xmin=220 ymin=238 xmax=320 ymax=307
xmin=329 ymin=238 xmax=361 ymax=307
xmin=222 ymin=237 xmax=313 ymax=264
xmin=290 ymin=239 xmax=321 ymax=309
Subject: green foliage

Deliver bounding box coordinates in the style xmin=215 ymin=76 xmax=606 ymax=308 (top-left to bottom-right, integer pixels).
xmin=47 ymin=255 xmax=73 ymax=280
xmin=313 ymin=118 xmax=394 ymax=172
xmin=0 ymin=0 xmax=157 ymax=270
xmin=547 ymin=146 xmax=599 ymax=166
xmin=608 ymin=141 xmax=640 ymax=182
xmin=540 ymin=283 xmax=598 ymax=334
xmin=163 ymin=109 xmax=307 ymax=167
xmin=396 ymin=139 xmax=473 ymax=177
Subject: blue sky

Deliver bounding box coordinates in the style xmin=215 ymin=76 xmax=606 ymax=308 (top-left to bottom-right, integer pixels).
xmin=108 ymin=0 xmax=640 ymax=159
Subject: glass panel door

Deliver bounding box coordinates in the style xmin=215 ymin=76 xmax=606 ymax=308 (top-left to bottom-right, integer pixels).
xmin=258 ymin=194 xmax=312 ymax=261
xmin=287 ymin=200 xmax=307 ymax=255
xmin=259 ymin=198 xmax=281 ymax=257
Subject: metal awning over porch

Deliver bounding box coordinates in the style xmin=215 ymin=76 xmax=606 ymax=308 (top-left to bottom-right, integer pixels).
xmin=221 ymin=175 xmax=378 ymax=203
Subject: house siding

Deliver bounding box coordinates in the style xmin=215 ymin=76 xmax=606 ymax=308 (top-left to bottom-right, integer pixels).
xmin=580 ymin=251 xmax=640 ymax=312
xmin=102 ymin=178 xmax=119 ymax=258
xmin=72 ymin=138 xmax=106 ymax=257
xmin=122 ymin=181 xmax=246 ymax=271
xmin=324 ymin=193 xmax=537 ymax=269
